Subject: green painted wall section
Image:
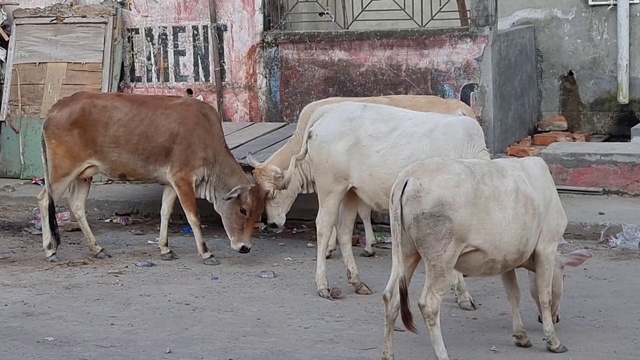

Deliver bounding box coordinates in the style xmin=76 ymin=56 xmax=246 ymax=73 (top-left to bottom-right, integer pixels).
xmin=0 ymin=118 xmax=44 ymax=179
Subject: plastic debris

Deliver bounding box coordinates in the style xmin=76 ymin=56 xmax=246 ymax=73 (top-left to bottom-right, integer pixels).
xmin=278 ymin=242 xmax=285 ymax=246
xmin=34 ymin=211 xmax=71 ymax=230
xmin=182 ymin=226 xmax=193 ymax=235
xmin=31 ymin=177 xmax=45 ymax=186
xmin=45 ymin=337 xmax=54 ymax=341
xmin=211 ymin=274 xmax=219 ymax=281
xmin=147 ymin=240 xmax=159 ymax=245
xmin=306 ymin=242 xmax=315 ymax=248
xmin=284 ymin=257 xmax=292 ymax=261
xmin=259 ymin=270 xmax=276 ymax=278
xmin=135 ymin=260 xmax=155 ymax=268
xmin=1 ymin=184 xmax=15 ymax=192
xmin=329 ymin=287 xmax=343 ymax=299
xmin=605 ymin=224 xmax=640 ymax=250
xmin=165 ymin=347 xmax=171 ymax=354
xmin=128 ymin=229 xmax=145 ymax=236
xmin=490 ymin=345 xmax=498 ymax=352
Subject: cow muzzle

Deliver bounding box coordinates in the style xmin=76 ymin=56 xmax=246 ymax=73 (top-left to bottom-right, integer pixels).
xmin=266 ymin=222 xmax=284 ymax=234
xmin=239 ymin=245 xmax=251 ymax=254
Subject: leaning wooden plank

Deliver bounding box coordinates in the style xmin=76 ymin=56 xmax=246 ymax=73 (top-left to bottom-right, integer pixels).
xmin=225 ymin=123 xmax=287 ymax=149
xmin=40 ymin=63 xmax=69 ymax=117
xmin=231 ymin=124 xmax=296 ymax=160
xmin=237 ymin=138 xmax=291 ymax=166
xmin=101 ymin=15 xmax=115 ymax=92
xmin=0 ymin=21 xmax=17 ymax=122
xmin=222 ymin=122 xmax=253 ymax=135
xmin=14 ymin=23 xmax=107 ymax=64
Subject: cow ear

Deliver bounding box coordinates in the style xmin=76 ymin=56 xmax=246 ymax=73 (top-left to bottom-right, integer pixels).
xmin=223 ymin=185 xmax=249 ymax=201
xmin=560 ymin=250 xmax=593 ymax=268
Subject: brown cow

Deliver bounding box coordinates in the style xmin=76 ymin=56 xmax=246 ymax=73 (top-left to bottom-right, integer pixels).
xmin=37 ymin=92 xmax=266 ymax=265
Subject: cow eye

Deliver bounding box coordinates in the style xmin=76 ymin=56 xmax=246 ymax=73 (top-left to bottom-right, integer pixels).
xmin=240 ymin=207 xmax=248 ymax=216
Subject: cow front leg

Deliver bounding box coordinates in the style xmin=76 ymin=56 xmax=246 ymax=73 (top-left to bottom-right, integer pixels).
xmin=158 ymin=185 xmax=179 ymax=261
xmin=314 ymin=191 xmax=344 ymax=299
xmin=337 ymin=192 xmax=372 ymax=295
xmin=501 ymin=270 xmax=532 ymax=348
xmin=357 ymin=203 xmax=376 ymax=257
xmin=173 ymin=179 xmax=218 ymax=265
xmin=452 ymin=271 xmax=477 ymax=311
xmin=68 ymin=179 xmax=110 ymax=259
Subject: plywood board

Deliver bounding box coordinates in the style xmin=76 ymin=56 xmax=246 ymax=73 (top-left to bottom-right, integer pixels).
xmin=225 ymin=123 xmax=288 ymax=149
xmin=13 ymin=63 xmax=104 ymax=86
xmin=40 ymin=63 xmax=68 ymax=117
xmin=14 ymin=23 xmax=107 ymax=64
xmin=222 ymin=122 xmax=254 ymax=135
xmin=231 ymin=124 xmax=296 ymax=160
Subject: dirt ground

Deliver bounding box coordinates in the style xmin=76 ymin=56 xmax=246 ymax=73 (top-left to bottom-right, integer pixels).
xmin=1 ymin=200 xmax=639 ymax=360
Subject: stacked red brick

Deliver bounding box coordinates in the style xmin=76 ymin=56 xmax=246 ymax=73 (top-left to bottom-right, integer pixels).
xmin=506 ymin=115 xmax=590 ymax=157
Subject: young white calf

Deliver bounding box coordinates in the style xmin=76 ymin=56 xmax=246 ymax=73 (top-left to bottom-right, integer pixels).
xmin=382 ymin=157 xmax=592 ymax=360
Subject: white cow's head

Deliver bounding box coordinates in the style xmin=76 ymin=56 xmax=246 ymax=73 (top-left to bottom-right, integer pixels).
xmin=528 ymin=249 xmax=593 ymax=324
xmin=247 ymin=154 xmax=292 ymax=233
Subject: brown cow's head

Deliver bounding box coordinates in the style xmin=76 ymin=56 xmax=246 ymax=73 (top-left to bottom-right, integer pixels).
xmin=219 ymin=184 xmax=267 ymax=253
xmin=528 ymin=249 xmax=592 ymax=324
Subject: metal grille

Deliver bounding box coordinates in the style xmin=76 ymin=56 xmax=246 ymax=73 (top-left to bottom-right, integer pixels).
xmin=265 ymin=0 xmax=470 ymax=31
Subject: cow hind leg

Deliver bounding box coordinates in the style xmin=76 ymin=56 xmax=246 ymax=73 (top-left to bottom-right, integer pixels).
xmin=418 ymin=261 xmax=454 ymax=360
xmin=158 ymin=185 xmax=179 ymax=261
xmin=357 ymin=204 xmax=376 ymax=257
xmin=501 ymin=270 xmax=532 ymax=348
xmin=382 ymin=249 xmax=421 ymax=359
xmin=325 ymin=226 xmax=338 ymax=259
xmin=173 ymin=178 xmax=218 ymax=265
xmin=337 ymin=192 xmax=371 ymax=295
xmin=452 ymin=270 xmax=477 ymax=311
xmin=67 ymin=178 xmax=110 ymax=259
xmin=38 ymin=178 xmax=73 ymax=262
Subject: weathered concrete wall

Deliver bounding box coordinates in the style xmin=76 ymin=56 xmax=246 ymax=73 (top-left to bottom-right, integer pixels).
xmin=262 ymin=29 xmax=488 ymax=126
xmin=497 ymin=2 xmax=640 ymax=137
xmin=119 ymin=0 xmax=263 ymax=122
xmin=487 ymin=25 xmax=540 ymax=153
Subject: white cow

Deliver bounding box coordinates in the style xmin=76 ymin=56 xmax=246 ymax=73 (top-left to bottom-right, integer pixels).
xmin=248 ymin=95 xmax=476 ymax=260
xmin=269 ymin=101 xmax=491 ymax=300
xmin=382 ymin=157 xmax=592 ymax=360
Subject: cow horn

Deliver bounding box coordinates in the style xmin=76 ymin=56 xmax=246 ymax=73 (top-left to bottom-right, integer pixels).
xmin=246 ymin=152 xmax=261 ymax=168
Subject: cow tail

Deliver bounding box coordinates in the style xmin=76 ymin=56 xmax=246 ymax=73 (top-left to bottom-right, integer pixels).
xmin=390 ymin=176 xmax=417 ymax=334
xmin=41 ymin=133 xmax=60 ymax=247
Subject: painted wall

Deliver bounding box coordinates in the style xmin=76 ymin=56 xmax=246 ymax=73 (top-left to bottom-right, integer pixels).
xmin=497 ymin=1 xmax=640 ymax=137
xmin=262 ymin=29 xmax=487 ymax=125
xmin=120 ymin=0 xmax=263 ymax=122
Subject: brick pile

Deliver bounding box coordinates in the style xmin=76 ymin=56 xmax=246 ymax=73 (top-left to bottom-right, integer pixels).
xmin=505 ymin=115 xmax=591 ymax=157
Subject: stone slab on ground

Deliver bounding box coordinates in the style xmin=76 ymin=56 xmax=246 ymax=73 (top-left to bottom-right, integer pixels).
xmin=540 ymin=142 xmax=640 ymax=195
xmin=2 ymin=179 xmax=638 ymax=241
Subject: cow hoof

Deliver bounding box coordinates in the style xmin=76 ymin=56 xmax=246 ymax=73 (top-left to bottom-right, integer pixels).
xmin=317 ymin=288 xmax=332 ymax=299
xmin=355 ymin=283 xmax=373 ymax=295
xmin=360 ymin=249 xmax=376 ymax=257
xmin=161 ymin=251 xmax=179 ymax=261
xmin=457 ymin=299 xmax=477 ymax=311
xmin=203 ymin=255 xmax=220 ymax=266
xmin=47 ymin=254 xmax=60 ymax=263
xmin=513 ymin=335 xmax=532 ymax=348
xmin=95 ymin=249 xmax=112 ymax=260
xmin=547 ymin=344 xmax=568 ymax=353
